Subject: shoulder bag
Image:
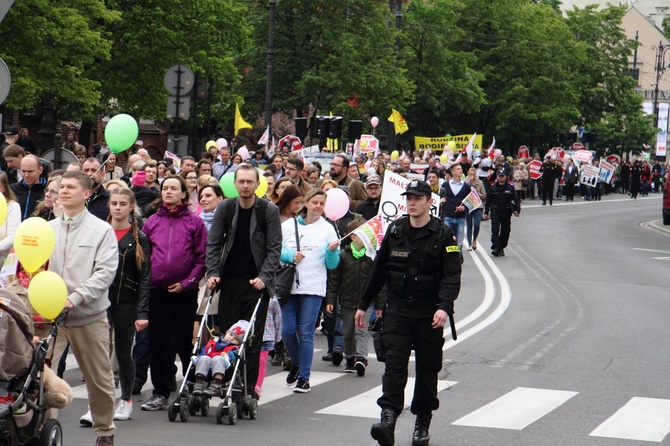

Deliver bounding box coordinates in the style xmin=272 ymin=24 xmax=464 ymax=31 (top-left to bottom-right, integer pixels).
xmin=275 ymin=218 xmax=300 ymax=303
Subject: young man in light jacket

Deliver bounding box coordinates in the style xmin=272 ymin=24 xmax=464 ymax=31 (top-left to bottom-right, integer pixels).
xmin=48 ymin=170 xmax=119 ymax=446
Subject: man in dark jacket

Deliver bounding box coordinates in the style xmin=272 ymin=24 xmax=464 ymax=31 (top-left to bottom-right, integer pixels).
xmin=441 ymin=163 xmax=471 ymax=261
xmin=11 ymin=154 xmax=46 ymax=220
xmin=82 ymin=157 xmax=110 ymax=220
xmin=354 ymin=174 xmax=383 ymax=220
xmin=483 ymin=169 xmax=521 ymax=257
xmin=205 ymin=164 xmax=282 ymax=399
xmin=355 ymin=180 xmax=461 ymax=446
xmin=540 ymin=155 xmax=560 ymax=206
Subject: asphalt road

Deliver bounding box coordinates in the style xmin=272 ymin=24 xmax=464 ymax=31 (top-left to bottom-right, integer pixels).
xmin=55 ymin=192 xmax=670 ymax=446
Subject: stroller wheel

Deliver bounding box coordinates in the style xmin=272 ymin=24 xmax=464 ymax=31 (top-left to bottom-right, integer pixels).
xmin=227 ymin=403 xmax=238 ymax=425
xmin=200 ymin=396 xmax=210 ymax=416
xmin=37 ymin=418 xmax=63 ymax=446
xmin=248 ymin=398 xmax=258 ymax=420
xmin=216 ymin=402 xmax=226 ymax=424
xmin=188 ymin=395 xmax=198 ymax=416
xmin=167 ymin=399 xmax=179 ymax=422
xmin=179 ymin=397 xmax=190 ymax=422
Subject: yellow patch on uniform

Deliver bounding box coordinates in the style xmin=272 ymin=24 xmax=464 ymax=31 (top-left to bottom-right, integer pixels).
xmin=446 ymin=246 xmax=460 ymax=253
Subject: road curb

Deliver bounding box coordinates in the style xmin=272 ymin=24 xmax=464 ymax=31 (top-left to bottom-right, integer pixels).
xmin=641 ymin=219 xmax=670 ymax=237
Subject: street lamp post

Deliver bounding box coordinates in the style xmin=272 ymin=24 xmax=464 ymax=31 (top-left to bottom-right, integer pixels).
xmin=652 ymin=41 xmax=670 ymax=131
xmin=264 ymin=0 xmax=277 ymax=137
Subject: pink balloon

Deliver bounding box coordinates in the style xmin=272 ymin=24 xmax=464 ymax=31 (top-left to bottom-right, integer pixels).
xmin=324 ymin=188 xmax=350 ymax=221
xmin=216 ymin=138 xmax=228 ymax=149
xmin=237 ymin=147 xmax=250 ymax=160
xmin=370 ymin=116 xmax=379 ymax=128
xmin=493 ymin=149 xmax=503 ymax=158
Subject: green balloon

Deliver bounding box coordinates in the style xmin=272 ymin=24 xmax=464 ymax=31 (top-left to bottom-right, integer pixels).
xmin=105 ymin=114 xmax=139 ymax=154
xmin=219 ymin=172 xmax=238 ymax=198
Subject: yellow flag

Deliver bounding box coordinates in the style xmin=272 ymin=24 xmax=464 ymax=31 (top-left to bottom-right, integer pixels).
xmin=387 ymin=109 xmax=409 ymax=134
xmin=234 ymin=103 xmax=253 ymax=136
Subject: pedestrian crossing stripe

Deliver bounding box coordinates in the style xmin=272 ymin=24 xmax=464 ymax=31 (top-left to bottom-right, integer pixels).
xmin=589 ymin=397 xmax=670 ymax=442
xmin=315 ymin=379 xmax=456 ymax=418
xmin=452 ymin=387 xmax=578 ymax=430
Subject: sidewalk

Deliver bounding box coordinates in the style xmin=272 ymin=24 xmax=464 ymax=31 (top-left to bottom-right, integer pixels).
xmin=641 ymin=219 xmax=670 ymax=237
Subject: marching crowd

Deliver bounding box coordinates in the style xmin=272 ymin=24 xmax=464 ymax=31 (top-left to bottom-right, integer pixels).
xmin=0 ymin=125 xmax=666 ymax=446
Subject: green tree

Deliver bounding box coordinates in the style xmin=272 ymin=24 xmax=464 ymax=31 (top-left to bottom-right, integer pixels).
xmin=100 ymin=0 xmax=251 ymax=122
xmin=0 ymin=0 xmax=118 ymax=114
xmin=400 ymin=0 xmax=485 ymax=136
xmin=241 ymin=0 xmax=414 ymax=130
xmin=455 ymin=0 xmax=582 ymax=151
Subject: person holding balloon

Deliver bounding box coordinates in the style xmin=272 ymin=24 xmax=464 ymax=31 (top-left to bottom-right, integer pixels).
xmin=280 ymin=188 xmax=341 ymax=393
xmin=105 ymin=188 xmax=151 ymax=422
xmin=44 ymin=170 xmax=120 ymax=445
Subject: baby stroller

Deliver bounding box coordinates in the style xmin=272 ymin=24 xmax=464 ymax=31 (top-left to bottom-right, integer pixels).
xmin=0 ymin=289 xmax=66 ymax=446
xmin=167 ymin=290 xmax=261 ymax=425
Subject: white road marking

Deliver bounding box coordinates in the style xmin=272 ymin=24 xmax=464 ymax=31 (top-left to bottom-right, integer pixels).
xmin=590 ymin=397 xmax=670 ymax=442
xmin=631 ymin=248 xmax=670 ymax=254
xmin=315 ymin=379 xmax=456 ymax=418
xmin=452 ymin=387 xmax=578 ymax=430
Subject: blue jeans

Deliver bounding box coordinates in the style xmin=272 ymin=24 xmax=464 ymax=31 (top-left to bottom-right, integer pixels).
xmin=281 ymin=294 xmax=323 ymax=381
xmin=444 ymin=217 xmax=465 ymax=253
xmin=465 ymin=208 xmax=483 ymax=245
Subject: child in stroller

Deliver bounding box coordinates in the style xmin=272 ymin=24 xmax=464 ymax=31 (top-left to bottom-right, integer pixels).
xmin=193 ymin=320 xmax=249 ymax=398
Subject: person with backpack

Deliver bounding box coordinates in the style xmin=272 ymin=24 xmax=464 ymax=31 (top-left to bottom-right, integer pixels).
xmin=355 ymin=180 xmax=462 ymax=446
xmin=205 ymin=163 xmax=282 ymax=400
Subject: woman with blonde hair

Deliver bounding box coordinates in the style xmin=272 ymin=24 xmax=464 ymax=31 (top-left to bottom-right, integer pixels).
xmin=0 ymin=171 xmax=20 ymax=265
xmin=104 ymin=179 xmax=129 ymax=191
xmin=33 ymin=175 xmax=63 ymax=221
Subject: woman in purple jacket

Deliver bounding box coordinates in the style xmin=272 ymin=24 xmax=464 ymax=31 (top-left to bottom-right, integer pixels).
xmin=140 ymin=175 xmax=208 ymax=411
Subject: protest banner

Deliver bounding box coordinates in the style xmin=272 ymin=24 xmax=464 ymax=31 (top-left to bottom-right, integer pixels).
xmin=461 ymin=188 xmax=482 ymax=212
xmin=164 ymin=150 xmax=181 ymax=169
xmin=598 ymin=160 xmax=615 ymax=184
xmin=573 ymin=150 xmax=593 ymax=164
xmin=351 ymin=214 xmax=385 ymax=260
xmin=580 ymin=164 xmax=599 ymax=187
xmin=354 ymin=134 xmax=379 ymax=153
xmin=414 ymin=134 xmax=483 ymax=153
xmin=518 ymin=145 xmax=529 ymax=159
xmin=379 ymin=171 xmax=440 ymax=232
xmin=605 ymin=154 xmax=621 ymax=165
xmin=528 ymin=160 xmax=543 ymax=180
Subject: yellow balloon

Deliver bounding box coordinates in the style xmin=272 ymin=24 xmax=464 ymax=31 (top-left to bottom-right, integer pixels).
xmin=0 ymin=194 xmax=7 ymax=226
xmin=28 ymin=271 xmax=68 ymax=320
xmin=447 ymin=141 xmax=456 ymax=151
xmin=440 ymin=154 xmax=449 ymax=164
xmin=391 ymin=150 xmax=399 ymax=162
xmin=13 ymin=217 xmax=56 ymax=273
xmin=205 ymin=140 xmax=217 ymax=150
xmin=255 ymin=172 xmax=268 ymax=198
xmin=360 ymin=140 xmax=368 ymax=150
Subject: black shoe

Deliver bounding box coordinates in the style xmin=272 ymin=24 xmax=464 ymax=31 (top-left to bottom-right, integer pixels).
xmin=270 ymin=350 xmax=285 ymax=366
xmin=499 ymin=250 xmax=505 ymax=257
xmin=331 ymin=349 xmax=344 ymax=366
xmin=321 ymin=351 xmax=333 ymax=362
xmin=371 ymin=408 xmax=397 ymax=446
xmin=344 ymin=358 xmax=356 ymax=373
xmin=491 ymin=250 xmax=499 ymax=257
xmin=355 ymin=357 xmax=367 ymax=376
xmin=293 ymin=379 xmax=311 ymax=393
xmin=412 ymin=413 xmax=432 ymax=446
xmin=286 ymin=365 xmax=300 ymax=387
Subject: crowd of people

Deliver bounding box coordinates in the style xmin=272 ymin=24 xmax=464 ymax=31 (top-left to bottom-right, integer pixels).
xmin=1 ymin=124 xmax=667 ymax=446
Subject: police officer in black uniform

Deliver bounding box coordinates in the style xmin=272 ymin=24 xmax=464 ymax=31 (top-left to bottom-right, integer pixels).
xmin=483 ymin=168 xmax=520 ymax=257
xmin=355 ymin=180 xmax=462 ymax=446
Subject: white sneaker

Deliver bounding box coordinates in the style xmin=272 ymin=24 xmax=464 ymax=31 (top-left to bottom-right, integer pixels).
xmin=113 ymin=399 xmax=133 ymax=421
xmin=79 ymin=408 xmax=93 ymax=427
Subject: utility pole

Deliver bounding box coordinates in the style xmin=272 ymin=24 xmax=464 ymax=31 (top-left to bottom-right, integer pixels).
xmin=264 ymin=0 xmax=277 ymax=137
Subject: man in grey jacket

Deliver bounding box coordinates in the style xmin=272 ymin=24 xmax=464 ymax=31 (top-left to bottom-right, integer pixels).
xmin=206 ymin=164 xmax=282 ymax=399
xmin=48 ymin=171 xmax=119 ymax=446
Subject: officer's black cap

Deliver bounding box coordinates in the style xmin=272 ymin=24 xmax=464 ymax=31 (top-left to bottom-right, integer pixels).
xmin=497 ymin=168 xmax=508 ymax=176
xmin=401 ymin=180 xmax=432 ymax=198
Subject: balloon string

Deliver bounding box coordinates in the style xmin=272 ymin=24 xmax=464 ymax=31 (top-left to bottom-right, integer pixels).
xmin=95 ymin=157 xmax=111 ymax=174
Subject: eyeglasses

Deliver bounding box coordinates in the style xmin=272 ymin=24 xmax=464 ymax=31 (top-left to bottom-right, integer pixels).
xmin=186 ymin=176 xmax=198 ymax=180
xmin=330 ymin=164 xmax=343 ymax=168
xmin=46 ymin=189 xmax=59 ymax=196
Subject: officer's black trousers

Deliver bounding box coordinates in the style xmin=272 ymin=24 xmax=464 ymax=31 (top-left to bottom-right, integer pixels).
xmin=490 ymin=213 xmax=512 ymax=252
xmin=378 ymin=309 xmax=444 ymax=415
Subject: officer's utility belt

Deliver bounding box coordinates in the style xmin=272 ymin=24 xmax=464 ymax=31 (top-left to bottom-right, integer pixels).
xmin=386 ymin=298 xmax=438 ymax=310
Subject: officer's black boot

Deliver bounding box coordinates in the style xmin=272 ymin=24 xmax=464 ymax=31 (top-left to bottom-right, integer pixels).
xmin=371 ymin=408 xmax=397 ymax=446
xmin=411 ymin=412 xmax=432 ymax=446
